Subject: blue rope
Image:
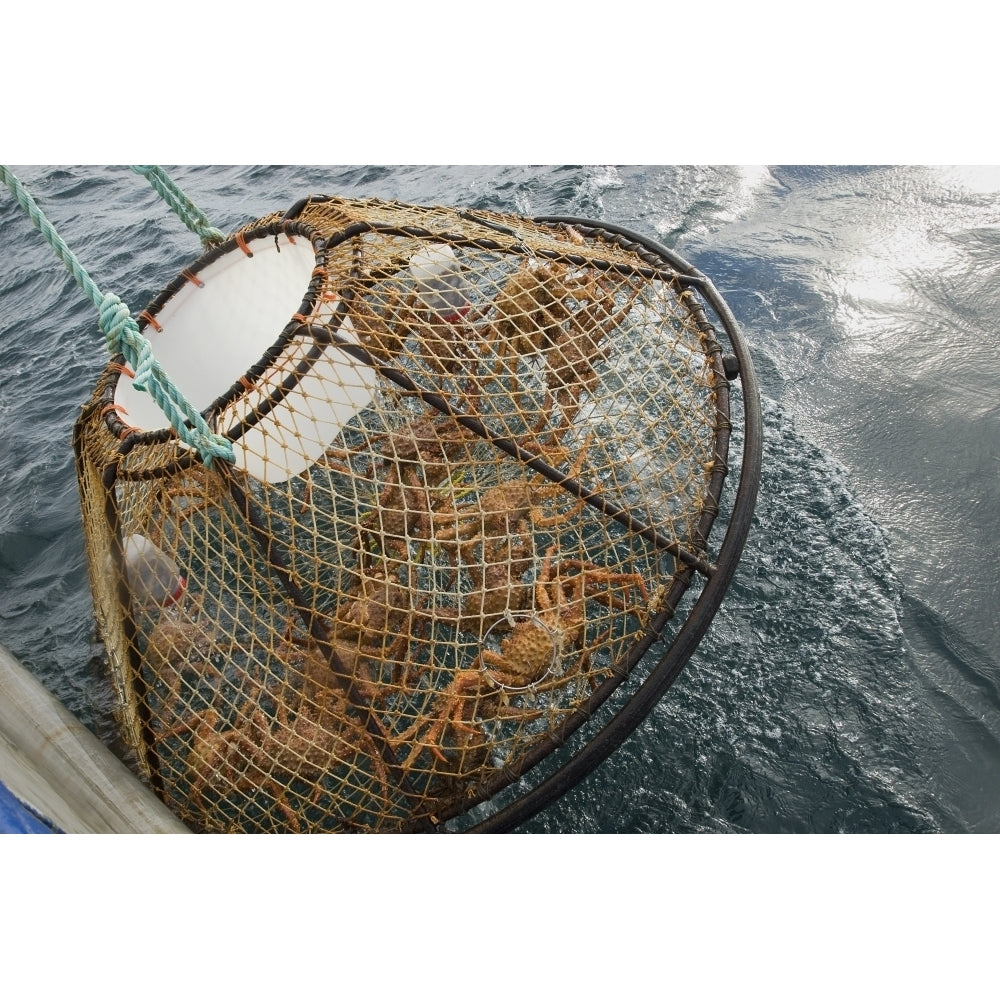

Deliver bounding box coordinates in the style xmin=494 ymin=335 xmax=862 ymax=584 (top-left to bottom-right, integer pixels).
xmin=0 ymin=165 xmax=234 ymax=467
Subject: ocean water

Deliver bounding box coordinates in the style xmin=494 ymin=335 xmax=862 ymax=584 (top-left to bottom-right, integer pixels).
xmin=1 ymin=164 xmax=997 ymax=834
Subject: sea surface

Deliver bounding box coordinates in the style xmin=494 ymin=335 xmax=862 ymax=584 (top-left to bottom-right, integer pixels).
xmin=1 ymin=164 xmax=998 ymax=834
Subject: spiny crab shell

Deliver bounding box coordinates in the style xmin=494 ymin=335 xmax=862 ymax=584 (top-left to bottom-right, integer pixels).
xmin=482 ymin=612 xmax=561 ymax=689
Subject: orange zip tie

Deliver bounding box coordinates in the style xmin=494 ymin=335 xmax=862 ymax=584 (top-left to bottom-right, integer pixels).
xmin=101 ymin=404 xmax=140 ymax=439
xmin=139 ymin=310 xmax=163 ymax=332
xmin=292 ymin=312 xmax=310 ymax=325
xmin=181 ymin=268 xmax=205 ymax=288
xmin=312 ymin=265 xmax=327 ymax=281
xmin=235 ymin=231 xmax=253 ymax=257
xmin=109 ymin=362 xmax=135 ymax=378
xmin=238 ymin=375 xmax=256 ymax=392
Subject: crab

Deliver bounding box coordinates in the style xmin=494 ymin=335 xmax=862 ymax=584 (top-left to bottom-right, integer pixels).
xmin=430 ymin=529 xmax=535 ymax=636
xmin=468 ymin=258 xmax=648 ymax=423
xmin=479 ymin=546 xmax=649 ymax=688
xmin=143 ymin=613 xmax=219 ymax=677
xmin=331 ymin=560 xmax=432 ymax=688
xmin=425 ymin=473 xmax=580 ymax=637
xmin=432 ymin=469 xmax=584 ymax=551
xmin=335 ymin=562 xmax=414 ymax=642
xmin=140 ymin=605 xmax=237 ymax=733
xmin=339 ymin=275 xmax=477 ymax=377
xmin=391 ymin=667 xmax=500 ymax=777
xmin=430 ymin=424 xmax=591 ymax=549
xmin=479 ymin=260 xmax=583 ymax=361
xmin=335 ymin=411 xmax=481 ymax=561
xmin=338 ymin=287 xmax=414 ymax=364
xmin=162 ymin=640 xmax=393 ymax=832
xmin=545 ymin=276 xmax=645 ymax=419
xmin=393 ymin=545 xmax=650 ymax=771
xmin=471 ymin=260 xmax=627 ymax=371
xmin=423 ymin=428 xmax=594 ymax=633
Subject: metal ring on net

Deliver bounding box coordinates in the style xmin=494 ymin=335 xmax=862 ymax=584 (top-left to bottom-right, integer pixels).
xmin=73 ymin=196 xmax=762 ymax=833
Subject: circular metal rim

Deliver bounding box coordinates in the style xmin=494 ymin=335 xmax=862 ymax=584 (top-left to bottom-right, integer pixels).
xmin=99 ymin=218 xmax=329 ymax=449
xmin=465 ymin=217 xmax=764 ymax=833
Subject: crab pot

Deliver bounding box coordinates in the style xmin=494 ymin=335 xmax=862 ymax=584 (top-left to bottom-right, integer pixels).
xmin=74 ymin=197 xmax=761 ymax=833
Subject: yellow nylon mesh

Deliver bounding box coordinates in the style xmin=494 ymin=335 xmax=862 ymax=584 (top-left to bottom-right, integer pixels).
xmin=75 ymin=198 xmax=725 ymax=832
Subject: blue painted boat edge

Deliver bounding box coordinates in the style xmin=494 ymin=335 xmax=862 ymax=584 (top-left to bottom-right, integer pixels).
xmin=0 ymin=777 xmax=64 ymax=834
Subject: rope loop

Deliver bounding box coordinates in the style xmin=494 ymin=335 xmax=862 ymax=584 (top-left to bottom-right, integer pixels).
xmin=99 ymin=293 xmax=154 ymax=388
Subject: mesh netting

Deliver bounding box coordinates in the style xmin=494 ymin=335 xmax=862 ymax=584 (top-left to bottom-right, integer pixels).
xmin=74 ymin=196 xmax=735 ymax=832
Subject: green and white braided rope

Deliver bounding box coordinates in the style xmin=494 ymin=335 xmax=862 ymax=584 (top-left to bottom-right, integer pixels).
xmin=131 ymin=165 xmax=226 ymax=248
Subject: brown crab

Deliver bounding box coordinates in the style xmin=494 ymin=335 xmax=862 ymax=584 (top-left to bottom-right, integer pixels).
xmin=480 ymin=260 xmax=582 ymax=361
xmin=341 ymin=412 xmax=481 ymax=561
xmin=339 ymin=274 xmax=476 ymax=377
xmin=165 ymin=640 xmax=393 ymax=832
xmin=393 ymin=545 xmax=649 ymax=772
xmin=424 ymin=427 xmax=594 ymax=634
xmin=331 ymin=560 xmax=433 ymax=688
xmin=431 ymin=530 xmax=535 ymax=636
